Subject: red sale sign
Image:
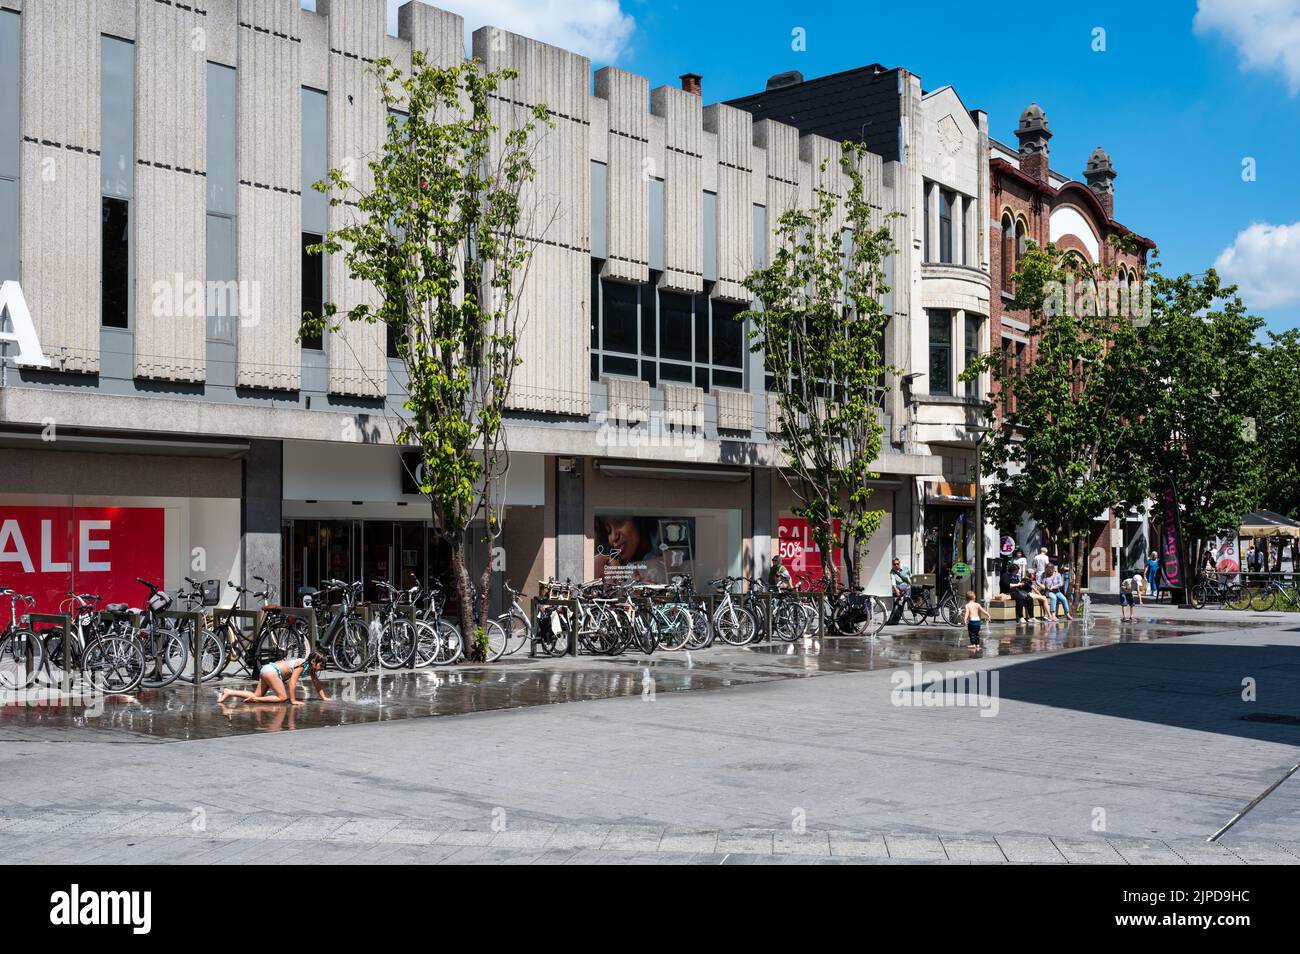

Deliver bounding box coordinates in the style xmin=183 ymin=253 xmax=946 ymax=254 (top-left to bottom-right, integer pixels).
xmin=0 ymin=506 xmax=165 ymax=615
xmin=775 ymin=516 xmax=842 ymax=582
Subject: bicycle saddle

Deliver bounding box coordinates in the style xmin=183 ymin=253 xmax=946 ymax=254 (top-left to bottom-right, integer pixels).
xmin=105 ymin=603 xmax=129 ymax=613
xmin=297 ymin=586 xmax=319 ymax=598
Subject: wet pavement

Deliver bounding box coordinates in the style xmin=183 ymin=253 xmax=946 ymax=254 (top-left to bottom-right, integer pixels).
xmin=0 ymin=615 xmax=1264 ymax=741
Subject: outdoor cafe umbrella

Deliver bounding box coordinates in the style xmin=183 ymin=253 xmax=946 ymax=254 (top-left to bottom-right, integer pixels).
xmin=1238 ymin=510 xmax=1300 ymax=538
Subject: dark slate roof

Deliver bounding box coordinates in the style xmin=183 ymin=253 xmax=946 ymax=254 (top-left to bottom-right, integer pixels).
xmin=724 ymin=65 xmax=903 ymax=162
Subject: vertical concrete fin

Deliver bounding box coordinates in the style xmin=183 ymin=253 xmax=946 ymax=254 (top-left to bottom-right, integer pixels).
xmin=134 ymin=0 xmax=208 ymax=383
xmin=20 ymin=0 xmax=102 ymax=375
xmin=235 ymin=0 xmax=302 ymax=391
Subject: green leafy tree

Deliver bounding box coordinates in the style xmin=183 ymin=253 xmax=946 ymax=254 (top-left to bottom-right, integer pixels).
xmin=1138 ymin=265 xmax=1263 ymax=570
xmin=1252 ymin=329 xmax=1300 ymax=519
xmin=742 ymin=142 xmax=895 ymax=588
xmin=968 ymin=242 xmax=1148 ymax=593
xmin=307 ymin=53 xmax=551 ymax=660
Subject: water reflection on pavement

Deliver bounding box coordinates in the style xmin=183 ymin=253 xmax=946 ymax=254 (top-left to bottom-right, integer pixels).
xmin=0 ymin=615 xmax=1255 ymax=740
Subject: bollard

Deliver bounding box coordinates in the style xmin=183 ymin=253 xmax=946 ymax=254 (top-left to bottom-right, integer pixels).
xmin=568 ymin=598 xmax=579 ymax=656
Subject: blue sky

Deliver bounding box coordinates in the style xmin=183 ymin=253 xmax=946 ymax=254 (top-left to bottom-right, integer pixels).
xmin=361 ymin=1 xmax=1300 ymax=334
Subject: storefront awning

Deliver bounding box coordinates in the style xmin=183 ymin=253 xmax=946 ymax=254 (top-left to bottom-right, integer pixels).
xmin=925 ymin=481 xmax=976 ymax=505
xmin=1238 ymin=510 xmax=1300 ymax=538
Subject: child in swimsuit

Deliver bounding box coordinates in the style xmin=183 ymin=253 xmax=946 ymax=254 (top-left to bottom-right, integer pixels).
xmin=963 ymin=590 xmax=991 ymax=652
xmin=218 ymin=649 xmax=330 ymax=706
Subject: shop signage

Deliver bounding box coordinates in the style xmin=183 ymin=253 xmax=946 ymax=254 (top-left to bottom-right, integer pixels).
xmin=952 ymin=562 xmax=972 ymax=577
xmin=1159 ymin=474 xmax=1187 ymax=589
xmin=0 ymin=281 xmax=53 ymax=368
xmin=0 ymin=506 xmax=164 ymax=614
xmin=775 ymin=517 xmax=843 ymax=581
xmin=400 ymin=450 xmax=426 ymax=495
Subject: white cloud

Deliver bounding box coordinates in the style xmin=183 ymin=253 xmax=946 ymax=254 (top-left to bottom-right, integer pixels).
xmin=1214 ymin=222 xmax=1300 ymax=309
xmin=1194 ymin=0 xmax=1300 ymax=94
xmin=385 ymin=0 xmax=635 ymax=63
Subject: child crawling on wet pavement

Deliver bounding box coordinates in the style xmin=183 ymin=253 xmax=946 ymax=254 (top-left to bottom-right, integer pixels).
xmin=217 ymin=649 xmax=330 ymax=706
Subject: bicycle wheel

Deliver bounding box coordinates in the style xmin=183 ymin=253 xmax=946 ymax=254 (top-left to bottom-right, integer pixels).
xmin=0 ymin=629 xmax=45 ymax=690
xmin=482 ymin=619 xmax=509 ymax=662
xmin=634 ymin=611 xmax=658 ymax=655
xmin=499 ymin=611 xmax=531 ymax=656
xmin=941 ymin=598 xmax=962 ymax=627
xmin=140 ymin=627 xmax=189 ymax=689
xmin=378 ymin=619 xmax=417 ymax=669
xmin=433 ymin=620 xmax=464 ymax=665
xmin=182 ymin=627 xmax=226 ymax=683
xmin=82 ymin=634 xmax=145 ymax=693
xmin=657 ymin=605 xmax=692 ymax=651
xmin=686 ymin=607 xmax=713 ymax=649
xmin=771 ymin=600 xmax=804 ymax=641
xmin=249 ymin=625 xmax=302 ymax=672
xmin=1250 ymin=586 xmax=1277 ymax=612
xmin=545 ymin=611 xmax=570 ymax=657
xmin=866 ymin=596 xmax=888 ymax=638
xmin=903 ymin=592 xmax=933 ymax=625
xmin=714 ymin=603 xmax=756 ymax=645
xmin=412 ymin=620 xmax=441 ymax=666
xmin=331 ymin=618 xmax=371 ymax=673
xmin=1190 ymin=582 xmax=1207 ymax=609
xmin=1226 ymin=585 xmax=1252 ymax=611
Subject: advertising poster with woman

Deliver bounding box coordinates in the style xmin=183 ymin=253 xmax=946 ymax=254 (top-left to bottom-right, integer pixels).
xmin=594 ymin=515 xmax=696 ymax=584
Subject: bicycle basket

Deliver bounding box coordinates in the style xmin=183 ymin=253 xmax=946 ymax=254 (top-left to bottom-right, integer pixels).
xmin=199 ymin=579 xmax=222 ymax=606
xmin=148 ymin=590 xmax=173 ymax=612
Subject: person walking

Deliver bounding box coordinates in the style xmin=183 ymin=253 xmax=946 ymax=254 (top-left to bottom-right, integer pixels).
xmin=1145 ymin=550 xmax=1160 ymax=599
xmin=1032 ymin=547 xmax=1050 ymax=581
xmin=888 ymin=558 xmax=912 ymax=625
xmin=963 ymin=590 xmax=991 ymax=652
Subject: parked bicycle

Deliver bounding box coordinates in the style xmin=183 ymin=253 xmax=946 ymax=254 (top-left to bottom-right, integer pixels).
xmin=44 ymin=592 xmax=147 ymax=693
xmin=0 ymin=588 xmax=43 ymax=690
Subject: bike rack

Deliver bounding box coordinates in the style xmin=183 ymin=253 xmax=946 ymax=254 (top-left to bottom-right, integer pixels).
xmin=156 ymin=609 xmax=208 ymax=685
xmin=27 ymin=612 xmax=73 ymax=693
xmin=528 ymin=596 xmax=580 ymax=657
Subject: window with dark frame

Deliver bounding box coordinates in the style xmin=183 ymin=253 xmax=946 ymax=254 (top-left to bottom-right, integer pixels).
xmin=964 ymin=314 xmax=980 ymax=399
xmin=939 ymin=189 xmax=954 ymax=264
xmin=300 ymin=232 xmax=324 ymax=350
xmin=101 ymin=197 xmax=130 ymax=329
xmin=928 ymin=309 xmax=953 ymax=397
xmin=589 ymin=279 xmax=747 ymax=394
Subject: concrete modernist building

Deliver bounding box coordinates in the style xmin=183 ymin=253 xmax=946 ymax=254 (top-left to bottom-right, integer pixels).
xmin=990 ymin=104 xmax=1155 ymax=592
xmin=729 ymin=66 xmax=995 ymax=592
xmin=0 ymin=0 xmax=991 ymax=614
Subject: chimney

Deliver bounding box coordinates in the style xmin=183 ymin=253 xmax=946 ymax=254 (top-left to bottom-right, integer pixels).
xmin=680 ymin=72 xmax=702 ymax=97
xmin=1014 ymin=102 xmax=1052 ymax=183
xmin=1084 ymin=146 xmax=1117 ymax=218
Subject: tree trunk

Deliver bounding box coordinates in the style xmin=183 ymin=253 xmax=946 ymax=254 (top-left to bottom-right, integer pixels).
xmin=447 ymin=533 xmax=480 ymax=662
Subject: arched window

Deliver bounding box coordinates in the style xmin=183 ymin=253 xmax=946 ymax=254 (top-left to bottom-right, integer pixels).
xmin=1001 ymin=214 xmax=1015 ymax=292
xmin=1015 ymin=218 xmax=1028 ymax=269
